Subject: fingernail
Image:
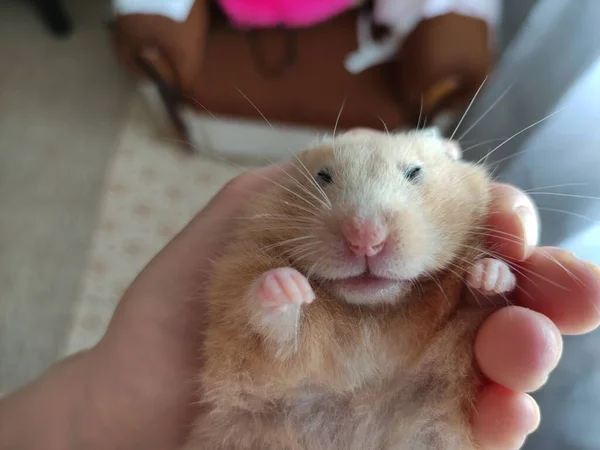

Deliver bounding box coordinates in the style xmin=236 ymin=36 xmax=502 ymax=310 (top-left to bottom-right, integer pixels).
xmin=515 ymin=205 xmax=539 ymax=250
xmin=583 ymin=260 xmax=600 ymax=275
xmin=542 ymin=313 xmax=563 ymax=373
xmin=526 ymin=394 xmax=541 ymax=434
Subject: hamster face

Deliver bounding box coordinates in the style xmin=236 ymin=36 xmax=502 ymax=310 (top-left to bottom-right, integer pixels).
xmin=259 ymin=129 xmax=490 ymax=306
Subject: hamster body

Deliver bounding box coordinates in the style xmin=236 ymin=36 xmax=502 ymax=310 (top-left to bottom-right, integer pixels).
xmin=185 ymin=129 xmax=513 ymax=450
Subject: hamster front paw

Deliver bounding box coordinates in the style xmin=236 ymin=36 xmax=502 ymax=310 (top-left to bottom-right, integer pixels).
xmin=255 ymin=268 xmax=315 ymax=313
xmin=467 ymin=258 xmax=516 ymax=296
xmin=249 ymin=268 xmax=315 ymax=348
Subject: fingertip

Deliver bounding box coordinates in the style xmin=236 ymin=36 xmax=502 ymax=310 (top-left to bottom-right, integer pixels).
xmin=475 ymin=306 xmax=562 ymax=392
xmin=473 ymin=385 xmax=540 ymax=450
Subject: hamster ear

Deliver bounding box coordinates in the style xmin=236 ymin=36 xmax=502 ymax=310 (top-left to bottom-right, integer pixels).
xmin=444 ymin=140 xmax=462 ymax=160
xmin=419 ymin=126 xmax=462 ymax=160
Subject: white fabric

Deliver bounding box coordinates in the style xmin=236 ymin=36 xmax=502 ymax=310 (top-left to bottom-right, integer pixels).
xmin=345 ymin=0 xmax=500 ymax=74
xmin=112 ymin=0 xmax=195 ymax=22
xmin=374 ymin=0 xmax=500 ymax=33
xmin=344 ymin=11 xmax=403 ymax=74
xmin=421 ymin=0 xmax=501 ymax=28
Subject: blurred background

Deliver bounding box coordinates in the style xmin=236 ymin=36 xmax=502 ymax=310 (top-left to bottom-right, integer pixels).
xmin=0 ymin=0 xmax=599 ymax=448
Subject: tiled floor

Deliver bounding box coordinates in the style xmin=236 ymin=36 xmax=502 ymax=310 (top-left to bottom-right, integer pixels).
xmin=0 ymin=0 xmax=133 ymax=392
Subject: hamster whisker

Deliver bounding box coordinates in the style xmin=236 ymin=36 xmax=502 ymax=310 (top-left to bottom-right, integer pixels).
xmin=483 ymin=146 xmax=535 ymax=169
xmin=476 ymin=107 xmax=565 ymax=166
xmin=469 ymin=230 xmax=525 ymax=247
xmin=289 ymin=249 xmax=323 ymax=265
xmin=196 ymin=89 xmax=333 ymax=199
xmin=378 ymin=116 xmax=390 ymax=135
xmin=487 ymin=164 xmax=502 ymax=181
xmin=449 ymin=76 xmax=488 ymax=141
xmin=234 ymin=170 xmax=324 ymax=215
xmin=281 ymin=243 xmax=321 ymax=259
xmin=535 ymin=250 xmax=600 ymax=314
xmin=186 ymin=95 xmax=220 ymax=120
xmin=332 ymin=98 xmax=347 ymax=141
xmin=251 ymin=226 xmax=316 ymax=234
xmin=273 ymin=162 xmax=331 ymax=210
xmin=536 ymin=248 xmax=586 ymax=288
xmin=235 ymin=86 xmax=274 ymax=130
xmin=306 ymin=256 xmax=327 ymax=282
xmin=203 ymin=215 xmax=320 ymax=227
xmin=460 ymin=138 xmax=507 ymax=153
xmin=478 ymin=183 xmax=592 ymax=207
xmin=158 ymin=134 xmax=325 ymax=210
xmin=470 ymin=225 xmax=523 ymax=239
xmin=524 ymin=183 xmax=589 ymax=193
xmin=416 ymin=94 xmax=424 ymax=130
xmin=195 ymin=170 xmax=322 ymax=216
xmin=250 ymin=213 xmax=321 ymax=223
xmin=290 ymin=157 xmax=332 ymax=208
xmin=280 ymin=201 xmax=324 ymax=218
xmin=262 ymin=236 xmax=317 ymax=252
xmin=245 ymin=190 xmax=321 ymax=218
xmin=457 ymin=83 xmax=513 ymax=142
xmin=528 ymin=192 xmax=600 ymax=201
xmin=538 ymin=207 xmax=600 ymax=225
xmin=484 ymin=142 xmax=585 ymax=171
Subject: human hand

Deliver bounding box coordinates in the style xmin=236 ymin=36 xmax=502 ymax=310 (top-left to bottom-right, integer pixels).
xmin=3 ymin=166 xmax=599 ymax=450
xmin=88 ymin=169 xmax=600 ymax=449
xmin=471 ymin=184 xmax=600 ymax=449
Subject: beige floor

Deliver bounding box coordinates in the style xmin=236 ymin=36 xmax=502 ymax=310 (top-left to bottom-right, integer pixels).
xmin=0 ymin=0 xmax=133 ymax=392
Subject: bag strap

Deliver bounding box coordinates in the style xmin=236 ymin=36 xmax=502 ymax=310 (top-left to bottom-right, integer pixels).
xmin=245 ymin=27 xmax=298 ymax=78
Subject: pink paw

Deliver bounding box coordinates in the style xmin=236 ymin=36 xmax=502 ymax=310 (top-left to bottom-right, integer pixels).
xmin=256 ymin=268 xmax=315 ymax=313
xmin=467 ymin=258 xmax=516 ymax=295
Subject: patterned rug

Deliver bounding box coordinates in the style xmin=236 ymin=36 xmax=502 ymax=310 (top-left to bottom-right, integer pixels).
xmin=62 ymin=98 xmax=245 ymax=356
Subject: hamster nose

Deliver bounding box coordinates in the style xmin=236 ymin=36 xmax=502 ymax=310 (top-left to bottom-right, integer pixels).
xmin=341 ymin=217 xmax=388 ymax=257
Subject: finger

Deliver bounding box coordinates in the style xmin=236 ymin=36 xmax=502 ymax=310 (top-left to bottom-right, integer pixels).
xmin=486 ymin=183 xmax=539 ymax=261
xmin=515 ymin=247 xmax=600 ymax=334
xmin=475 ymin=306 xmax=562 ymax=392
xmin=472 ymin=384 xmax=540 ymax=450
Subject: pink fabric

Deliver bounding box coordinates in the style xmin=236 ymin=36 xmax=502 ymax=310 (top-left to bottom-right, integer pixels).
xmin=217 ymin=0 xmax=355 ymax=28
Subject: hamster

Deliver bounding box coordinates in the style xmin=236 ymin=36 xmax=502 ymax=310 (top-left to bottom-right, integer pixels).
xmin=184 ymin=128 xmax=516 ymax=450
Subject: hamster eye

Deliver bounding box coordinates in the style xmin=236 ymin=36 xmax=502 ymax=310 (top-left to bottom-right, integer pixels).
xmin=404 ymin=165 xmax=423 ymax=182
xmin=317 ymin=168 xmax=333 ymax=184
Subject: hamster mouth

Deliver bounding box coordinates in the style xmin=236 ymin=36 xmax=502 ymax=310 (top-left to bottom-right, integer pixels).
xmin=334 ymin=272 xmax=399 ymax=290
xmin=327 ymin=271 xmax=408 ymax=305
xmin=332 ymin=270 xmax=403 ymax=294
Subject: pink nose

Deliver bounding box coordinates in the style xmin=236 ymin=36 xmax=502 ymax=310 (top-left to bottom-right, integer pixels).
xmin=341 ymin=217 xmax=388 ymax=257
